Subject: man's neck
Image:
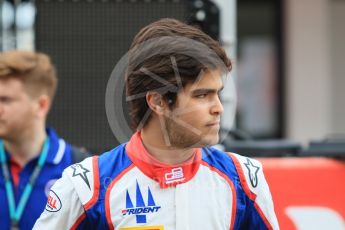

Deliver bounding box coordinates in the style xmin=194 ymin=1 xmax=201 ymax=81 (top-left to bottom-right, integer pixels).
xmin=3 ymin=127 xmax=47 ymax=167
xmin=141 ymin=126 xmax=195 ymax=165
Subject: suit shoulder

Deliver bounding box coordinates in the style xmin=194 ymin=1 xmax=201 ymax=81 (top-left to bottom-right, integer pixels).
xmin=201 ymin=147 xmax=237 ymax=170
xmin=64 ymin=156 xmax=99 ymax=207
xmin=97 ymin=144 xmax=133 ymax=176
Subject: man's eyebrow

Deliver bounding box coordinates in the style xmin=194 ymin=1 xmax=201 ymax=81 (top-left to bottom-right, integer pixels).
xmin=191 ymin=86 xmax=224 ymax=95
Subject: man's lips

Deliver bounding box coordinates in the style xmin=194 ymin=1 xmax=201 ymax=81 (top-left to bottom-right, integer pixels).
xmin=206 ymin=121 xmax=220 ymax=126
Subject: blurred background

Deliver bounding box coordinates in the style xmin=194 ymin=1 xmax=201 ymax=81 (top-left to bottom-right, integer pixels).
xmin=1 ymin=0 xmax=345 ymax=228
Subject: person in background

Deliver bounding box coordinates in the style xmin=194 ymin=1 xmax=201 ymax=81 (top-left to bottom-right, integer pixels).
xmin=34 ymin=18 xmax=279 ymax=229
xmin=0 ymin=50 xmax=90 ymax=230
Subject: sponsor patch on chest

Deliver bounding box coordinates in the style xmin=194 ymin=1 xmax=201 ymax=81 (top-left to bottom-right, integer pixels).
xmin=122 ymin=181 xmax=161 ymax=224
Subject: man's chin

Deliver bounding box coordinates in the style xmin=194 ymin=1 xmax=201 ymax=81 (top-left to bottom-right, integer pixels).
xmin=198 ymin=135 xmax=219 ymax=147
xmin=0 ymin=129 xmax=11 ymax=140
xmin=0 ymin=130 xmax=5 ymax=139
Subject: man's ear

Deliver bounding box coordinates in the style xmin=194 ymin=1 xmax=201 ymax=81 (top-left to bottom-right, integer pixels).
xmin=36 ymin=94 xmax=51 ymax=118
xmin=146 ymin=91 xmax=165 ymax=116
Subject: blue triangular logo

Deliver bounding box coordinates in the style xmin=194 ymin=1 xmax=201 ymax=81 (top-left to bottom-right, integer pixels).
xmin=123 ymin=181 xmax=161 ymax=224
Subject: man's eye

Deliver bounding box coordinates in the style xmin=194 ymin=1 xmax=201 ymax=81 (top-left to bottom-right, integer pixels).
xmin=195 ymin=94 xmax=207 ymax=98
xmin=0 ymin=97 xmax=13 ymax=103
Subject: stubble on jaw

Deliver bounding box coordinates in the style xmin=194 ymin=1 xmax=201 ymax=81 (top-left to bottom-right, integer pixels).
xmin=161 ymin=114 xmax=218 ymax=149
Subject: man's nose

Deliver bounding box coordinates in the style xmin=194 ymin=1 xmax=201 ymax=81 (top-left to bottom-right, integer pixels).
xmin=210 ymin=96 xmax=224 ymax=115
